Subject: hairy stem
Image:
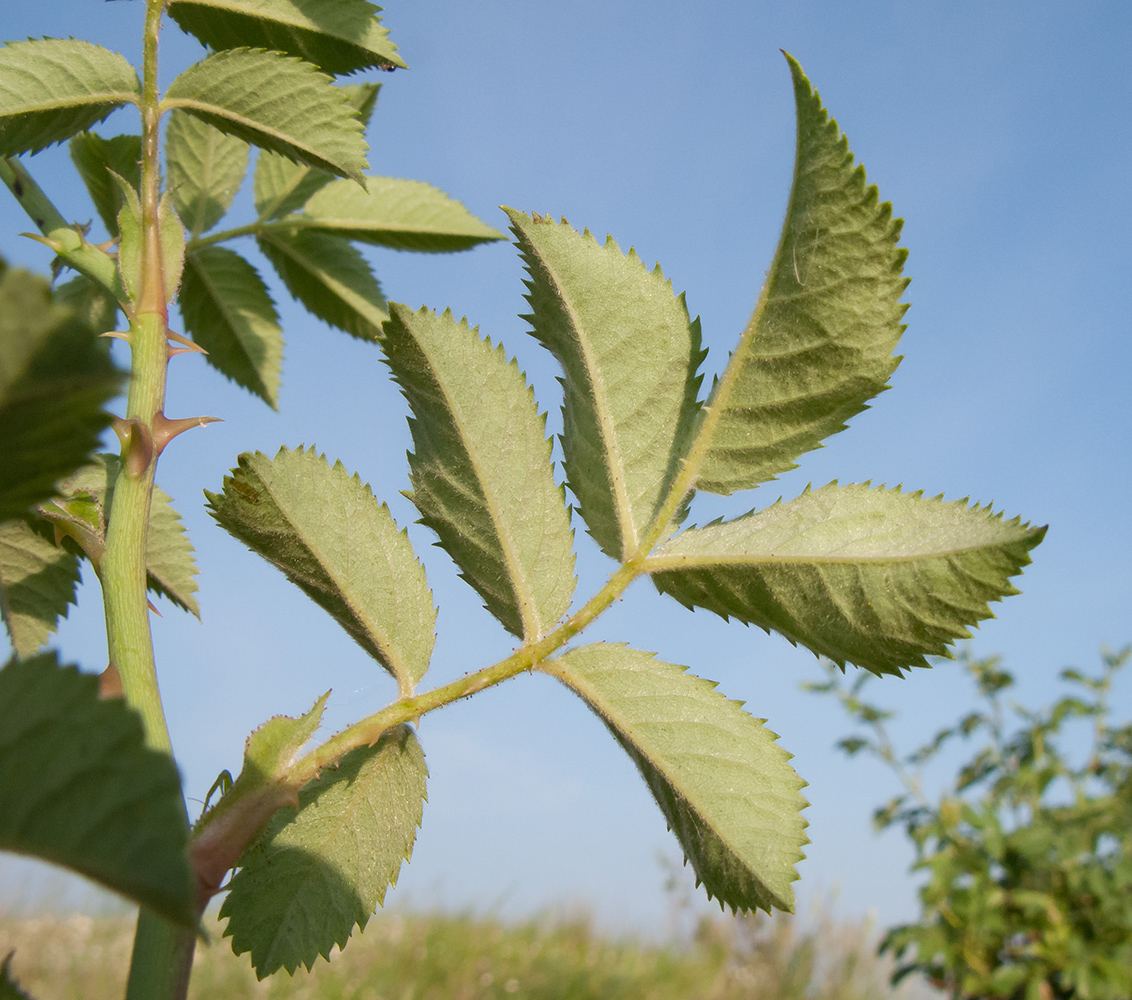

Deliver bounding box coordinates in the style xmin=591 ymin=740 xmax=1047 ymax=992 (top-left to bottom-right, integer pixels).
xmin=191 ymin=555 xmax=653 ymax=898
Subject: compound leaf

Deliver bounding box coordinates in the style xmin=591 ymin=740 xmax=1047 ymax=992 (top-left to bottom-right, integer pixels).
xmin=646 ymin=483 xmax=1046 ymax=675
xmin=0 ymin=520 xmax=80 ymax=659
xmin=180 ymin=247 xmax=283 ymax=407
xmin=167 ymin=0 xmax=405 ymax=76
xmin=544 ymin=644 xmax=808 ymax=913
xmin=506 ymin=210 xmax=704 ymax=560
xmin=298 ymin=177 xmax=505 ymax=251
xmin=165 ymin=110 xmax=249 ymax=238
xmin=206 ymin=447 xmax=435 ymax=692
xmin=252 ymin=82 xmax=379 ymax=221
xmin=164 ymin=48 xmax=367 ymax=183
xmin=0 ymin=40 xmax=140 ymax=157
xmin=68 ymin=132 xmax=141 ymax=239
xmin=0 ymin=652 xmax=193 ymax=926
xmin=220 ymin=724 xmax=426 ymax=978
xmin=0 ymin=263 xmax=121 ymax=523
xmin=693 ymin=54 xmax=908 ymax=495
xmin=258 ymin=229 xmax=387 ymax=340
xmin=383 ymin=305 xmax=576 ymax=640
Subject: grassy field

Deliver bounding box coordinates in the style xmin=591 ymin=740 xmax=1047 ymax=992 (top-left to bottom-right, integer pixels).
xmin=0 ymin=906 xmax=931 ymax=1000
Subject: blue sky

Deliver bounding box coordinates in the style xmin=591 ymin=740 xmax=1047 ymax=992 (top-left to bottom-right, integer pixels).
xmin=2 ymin=2 xmax=1130 ymax=934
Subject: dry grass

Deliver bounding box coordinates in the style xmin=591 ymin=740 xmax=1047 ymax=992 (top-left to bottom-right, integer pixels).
xmin=1 ymin=907 xmax=930 ymax=1000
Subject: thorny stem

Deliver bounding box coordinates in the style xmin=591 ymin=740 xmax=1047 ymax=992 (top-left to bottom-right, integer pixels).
xmin=101 ymin=4 xmax=196 ymax=1000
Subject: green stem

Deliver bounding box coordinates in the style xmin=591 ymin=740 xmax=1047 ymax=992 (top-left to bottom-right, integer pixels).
xmin=0 ymin=156 xmax=129 ymax=303
xmin=109 ymin=3 xmax=196 ymax=999
xmin=192 ymin=557 xmax=650 ymax=880
xmin=295 ymin=560 xmax=645 ymax=783
xmin=187 ymin=220 xmax=261 ymax=249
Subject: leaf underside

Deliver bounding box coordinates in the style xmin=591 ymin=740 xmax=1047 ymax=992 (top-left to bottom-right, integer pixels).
xmin=382 ymin=305 xmax=576 ymax=640
xmin=220 ymin=724 xmax=426 ymax=978
xmin=69 ymin=132 xmax=142 ymax=239
xmin=299 ymin=177 xmax=505 ymax=251
xmin=166 ymin=110 xmax=250 ymax=238
xmin=0 ymin=520 xmax=80 ymax=659
xmin=179 ymin=246 xmax=284 ymax=407
xmin=544 ymin=644 xmax=808 ymax=913
xmin=0 ymin=653 xmax=194 ymax=926
xmin=648 ymin=483 xmax=1046 ymax=675
xmin=205 ymin=447 xmax=436 ymax=691
xmin=506 ymin=210 xmax=704 ymax=561
xmin=167 ymin=0 xmax=406 ymax=76
xmin=252 ymin=82 xmax=380 ymax=220
xmin=164 ymin=48 xmax=368 ymax=183
xmin=257 ymin=229 xmax=387 ymax=340
xmin=0 ymin=39 xmax=140 ymax=157
xmin=0 ymin=263 xmax=121 ymax=524
xmin=695 ymin=54 xmax=909 ymax=495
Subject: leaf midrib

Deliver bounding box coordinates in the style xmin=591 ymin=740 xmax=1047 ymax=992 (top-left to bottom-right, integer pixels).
xmin=415 ymin=341 xmax=541 ymax=639
xmin=644 ymin=543 xmax=1006 ymax=571
xmin=0 ymin=93 xmax=137 ymax=113
xmin=538 ymin=251 xmax=636 ymax=555
xmin=258 ymin=232 xmax=385 ymax=325
xmin=162 ymin=99 xmax=328 ymax=162
xmin=185 ymin=254 xmax=266 ymax=389
xmin=546 ymin=659 xmax=755 ymax=878
xmin=254 ymin=462 xmax=412 ymax=688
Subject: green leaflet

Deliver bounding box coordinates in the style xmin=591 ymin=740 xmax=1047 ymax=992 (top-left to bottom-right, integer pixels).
xmin=206 ymin=447 xmax=436 ymax=692
xmin=240 ymin=692 xmax=328 ymax=786
xmin=220 ymin=725 xmax=426 ymax=978
xmin=167 ymin=0 xmax=405 ymax=76
xmin=382 ymin=305 xmax=576 ymax=640
xmin=114 ymin=177 xmax=186 ymax=304
xmin=68 ymin=132 xmax=141 ymax=239
xmin=253 ymin=82 xmax=380 ymax=220
xmin=0 ymin=262 xmax=121 ymax=524
xmin=0 ymin=39 xmax=140 ymax=157
xmin=165 ymin=111 xmax=249 ymax=238
xmin=646 ymin=483 xmax=1046 ymax=675
xmin=254 ymin=150 xmax=336 ymax=222
xmin=299 ymin=177 xmax=506 ymax=251
xmin=543 ymin=644 xmax=808 ymax=913
xmin=693 ymin=55 xmax=909 ymax=495
xmin=163 ymin=48 xmax=368 ymax=184
xmin=0 ymin=652 xmax=194 ymax=926
xmin=506 ymin=210 xmax=704 ymax=560
xmin=258 ymin=229 xmax=387 ymax=341
xmin=0 ymin=520 xmax=80 ymax=659
xmin=179 ymin=247 xmax=283 ymax=407
xmin=35 ymin=455 xmax=200 ymax=617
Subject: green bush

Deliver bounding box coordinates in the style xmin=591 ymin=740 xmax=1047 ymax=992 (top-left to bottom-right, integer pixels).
xmin=810 ymin=647 xmax=1132 ymax=999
